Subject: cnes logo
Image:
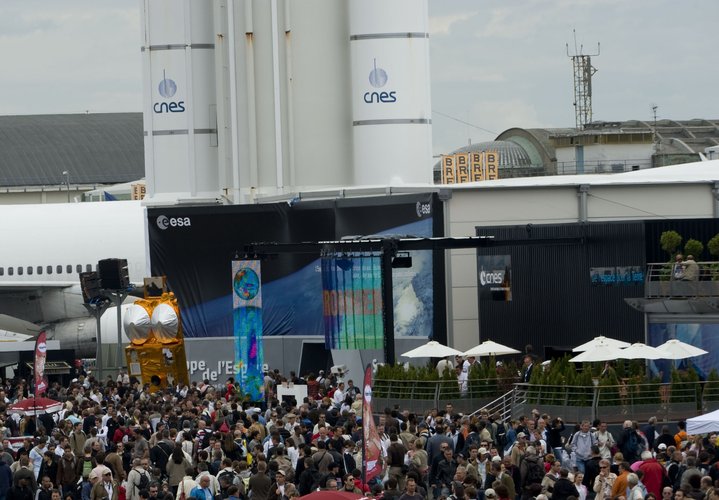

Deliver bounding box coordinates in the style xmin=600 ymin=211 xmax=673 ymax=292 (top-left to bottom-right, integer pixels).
xmin=157 ymin=215 xmax=191 ymax=230
xmin=416 ymin=202 xmax=431 ymax=218
xmin=479 ymin=269 xmax=504 ymax=286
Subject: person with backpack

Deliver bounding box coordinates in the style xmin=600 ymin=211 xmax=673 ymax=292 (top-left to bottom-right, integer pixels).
xmin=55 ymin=447 xmax=78 ymax=499
xmin=520 ymin=446 xmax=545 ymax=494
xmin=75 ymin=450 xmax=97 ymax=499
xmin=127 ymin=459 xmax=151 ymax=500
xmin=150 ymin=431 xmax=174 ymax=481
xmin=618 ymin=421 xmax=642 ymax=464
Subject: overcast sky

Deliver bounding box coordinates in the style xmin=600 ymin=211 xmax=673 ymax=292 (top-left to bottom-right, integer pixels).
xmin=1 ymin=0 xmax=717 ymax=157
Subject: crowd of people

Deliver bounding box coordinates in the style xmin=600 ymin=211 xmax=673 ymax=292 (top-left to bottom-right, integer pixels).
xmin=0 ymin=368 xmax=717 ymax=500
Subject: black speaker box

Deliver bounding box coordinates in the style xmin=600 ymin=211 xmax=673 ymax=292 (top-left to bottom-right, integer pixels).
xmin=98 ymin=258 xmax=129 ymax=290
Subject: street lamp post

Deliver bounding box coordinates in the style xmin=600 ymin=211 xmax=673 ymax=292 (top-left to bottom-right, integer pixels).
xmin=62 ymin=170 xmax=70 ymax=202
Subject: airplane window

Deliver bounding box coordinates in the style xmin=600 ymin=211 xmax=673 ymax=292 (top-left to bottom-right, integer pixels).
xmin=66 ymin=265 xmax=72 ymax=273
xmin=37 ymin=266 xmax=42 ymax=275
xmin=85 ymin=264 xmax=92 ymax=272
xmin=76 ymin=264 xmax=82 ymax=273
xmin=56 ymin=265 xmax=62 ymax=274
xmin=27 ymin=267 xmax=33 ymax=275
xmin=47 ymin=266 xmax=52 ymax=274
xmin=0 ymin=268 xmax=3 ymax=276
xmin=18 ymin=267 xmax=23 ymax=276
xmin=8 ymin=268 xmax=13 ymax=276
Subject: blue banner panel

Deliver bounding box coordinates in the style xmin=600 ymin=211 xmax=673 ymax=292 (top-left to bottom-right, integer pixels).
xmin=322 ymin=253 xmax=383 ymax=350
xmin=647 ymin=322 xmax=719 ymax=382
xmin=232 ymin=260 xmax=264 ymax=400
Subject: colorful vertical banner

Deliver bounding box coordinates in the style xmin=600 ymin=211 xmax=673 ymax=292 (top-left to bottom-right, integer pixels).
xmin=34 ymin=331 xmax=48 ymax=396
xmin=321 ymin=253 xmax=383 ymax=350
xmin=362 ymin=365 xmax=383 ymax=485
xmin=232 ymin=260 xmax=264 ymax=401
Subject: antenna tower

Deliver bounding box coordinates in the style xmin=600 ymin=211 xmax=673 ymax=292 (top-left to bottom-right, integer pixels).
xmin=566 ymin=30 xmax=600 ymax=130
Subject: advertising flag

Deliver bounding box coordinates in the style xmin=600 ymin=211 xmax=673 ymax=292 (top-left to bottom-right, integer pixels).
xmin=362 ymin=365 xmax=383 ymax=485
xmin=322 ymin=253 xmax=383 ymax=350
xmin=34 ymin=331 xmax=48 ymax=396
xmin=232 ymin=260 xmax=264 ymax=401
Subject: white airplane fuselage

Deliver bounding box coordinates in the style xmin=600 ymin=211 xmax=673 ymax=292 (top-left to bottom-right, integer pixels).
xmin=0 ymin=201 xmax=149 ymax=355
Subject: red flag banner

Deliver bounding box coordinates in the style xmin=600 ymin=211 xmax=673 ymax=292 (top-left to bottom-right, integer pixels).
xmin=34 ymin=331 xmax=48 ymax=396
xmin=362 ymin=365 xmax=383 ymax=485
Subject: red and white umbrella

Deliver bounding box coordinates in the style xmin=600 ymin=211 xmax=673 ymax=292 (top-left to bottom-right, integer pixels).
xmin=7 ymin=397 xmax=63 ymax=416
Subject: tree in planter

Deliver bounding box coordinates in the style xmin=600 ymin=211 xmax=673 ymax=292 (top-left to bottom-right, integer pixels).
xmin=660 ymin=230 xmax=683 ymax=280
xmin=597 ymin=370 xmax=621 ymax=406
xmin=706 ymin=234 xmax=719 ymax=279
xmin=703 ymin=369 xmax=719 ymax=403
xmin=684 ymin=239 xmax=704 ymax=260
xmin=660 ymin=230 xmax=683 ymax=257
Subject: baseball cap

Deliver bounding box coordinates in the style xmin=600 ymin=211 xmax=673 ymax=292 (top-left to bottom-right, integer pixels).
xmin=276 ymin=470 xmax=285 ymax=476
xmin=658 ymin=443 xmax=667 ymax=450
xmin=485 ymin=489 xmax=497 ymax=499
xmin=478 ymin=447 xmax=488 ymax=455
xmin=491 ymin=456 xmax=502 ymax=463
xmin=517 ymin=432 xmax=527 ymax=438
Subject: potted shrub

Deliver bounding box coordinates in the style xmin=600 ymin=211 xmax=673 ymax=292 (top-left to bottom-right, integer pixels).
xmin=706 ymin=234 xmax=719 ymax=281
xmin=658 ymin=231 xmax=682 ymax=283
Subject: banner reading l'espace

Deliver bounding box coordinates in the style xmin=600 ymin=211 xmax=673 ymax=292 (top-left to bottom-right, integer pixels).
xmin=232 ymin=260 xmax=264 ymax=401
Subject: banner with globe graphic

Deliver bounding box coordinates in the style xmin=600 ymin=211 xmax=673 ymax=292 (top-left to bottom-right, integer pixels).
xmin=321 ymin=253 xmax=383 ymax=349
xmin=232 ymin=260 xmax=264 ymax=401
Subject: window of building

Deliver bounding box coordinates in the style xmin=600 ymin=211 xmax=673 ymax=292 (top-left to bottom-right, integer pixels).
xmin=56 ymin=265 xmax=62 ymax=274
xmin=76 ymin=264 xmax=82 ymax=273
xmin=8 ymin=267 xmax=13 ymax=276
xmin=37 ymin=266 xmax=42 ymax=275
xmin=86 ymin=264 xmax=92 ymax=272
xmin=18 ymin=267 xmax=23 ymax=276
xmin=27 ymin=266 xmax=33 ymax=275
xmin=66 ymin=265 xmax=72 ymax=274
xmin=47 ymin=266 xmax=53 ymax=274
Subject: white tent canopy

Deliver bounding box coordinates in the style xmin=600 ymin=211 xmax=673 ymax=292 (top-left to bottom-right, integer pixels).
xmin=686 ymin=409 xmax=719 ymax=434
xmin=463 ymin=340 xmax=520 ymax=357
xmin=401 ymin=340 xmax=462 ymax=358
xmin=572 ymin=336 xmax=631 ymax=352
xmin=569 ymin=342 xmax=622 ymax=363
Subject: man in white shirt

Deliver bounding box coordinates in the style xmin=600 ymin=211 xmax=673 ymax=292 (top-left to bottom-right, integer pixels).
xmin=333 ymin=382 xmax=345 ymax=408
xmin=29 ymin=437 xmax=48 ymax=479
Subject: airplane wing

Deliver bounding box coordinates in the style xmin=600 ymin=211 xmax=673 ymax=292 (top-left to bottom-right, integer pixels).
xmin=0 ymin=330 xmax=33 ymax=342
xmin=0 ymin=314 xmax=42 ymax=336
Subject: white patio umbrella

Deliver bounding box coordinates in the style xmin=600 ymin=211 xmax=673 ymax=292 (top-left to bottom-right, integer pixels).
xmin=401 ymin=340 xmax=463 ymax=358
xmin=655 ymin=339 xmax=708 ymax=360
xmin=463 ymin=340 xmax=521 ymax=357
xmin=569 ymin=341 xmax=622 ymax=362
xmin=572 ymin=335 xmax=631 ymax=352
xmin=617 ymin=342 xmax=663 ymax=360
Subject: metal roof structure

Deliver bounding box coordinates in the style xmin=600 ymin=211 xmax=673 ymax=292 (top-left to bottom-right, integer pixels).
xmin=0 ymin=113 xmax=144 ymax=187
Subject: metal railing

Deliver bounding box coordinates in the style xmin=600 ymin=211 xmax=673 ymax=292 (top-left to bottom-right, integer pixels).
xmin=514 ymin=381 xmax=719 ymax=423
xmin=469 ymin=389 xmax=516 ymax=422
xmin=645 ymin=261 xmax=719 ymax=298
xmin=372 ymin=376 xmax=519 ymax=415
xmin=555 ymin=159 xmax=652 ymax=175
xmin=370 ymin=378 xmax=719 ymax=423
